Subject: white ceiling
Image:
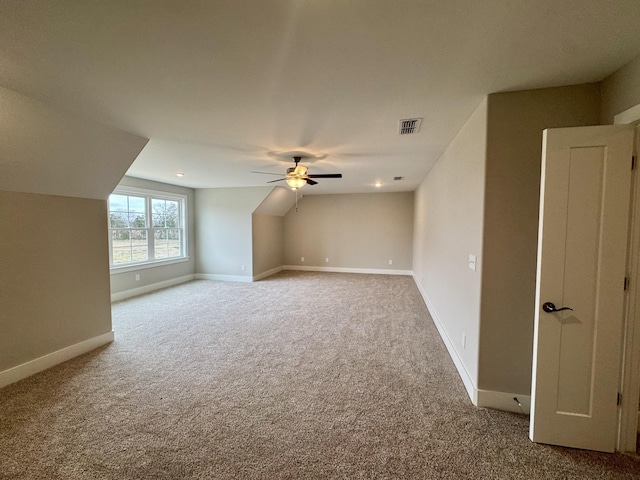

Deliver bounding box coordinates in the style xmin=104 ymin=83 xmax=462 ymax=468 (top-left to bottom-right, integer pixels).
xmin=2 ymin=1 xmax=640 ymax=194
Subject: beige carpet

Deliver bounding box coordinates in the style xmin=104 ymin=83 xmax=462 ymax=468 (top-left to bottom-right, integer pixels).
xmin=1 ymin=271 xmax=639 ymax=479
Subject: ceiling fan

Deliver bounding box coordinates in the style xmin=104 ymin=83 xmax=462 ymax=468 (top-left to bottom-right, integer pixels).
xmin=253 ymin=156 xmax=342 ymax=190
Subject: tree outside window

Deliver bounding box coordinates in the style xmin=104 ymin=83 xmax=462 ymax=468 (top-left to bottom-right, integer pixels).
xmin=108 ymin=191 xmax=186 ymax=267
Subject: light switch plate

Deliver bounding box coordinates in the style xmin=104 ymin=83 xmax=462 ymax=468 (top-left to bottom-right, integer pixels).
xmin=468 ymin=254 xmax=477 ymax=271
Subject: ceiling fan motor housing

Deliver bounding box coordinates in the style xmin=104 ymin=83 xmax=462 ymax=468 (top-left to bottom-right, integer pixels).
xmin=252 ymin=154 xmax=341 ymax=188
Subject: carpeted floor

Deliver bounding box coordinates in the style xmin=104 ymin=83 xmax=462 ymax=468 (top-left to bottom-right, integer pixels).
xmin=1 ymin=271 xmax=640 ymax=479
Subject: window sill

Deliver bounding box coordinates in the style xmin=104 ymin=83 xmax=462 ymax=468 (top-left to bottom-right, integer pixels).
xmin=109 ymin=257 xmax=190 ymax=275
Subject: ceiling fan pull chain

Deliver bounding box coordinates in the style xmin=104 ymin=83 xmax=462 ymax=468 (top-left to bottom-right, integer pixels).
xmin=295 ymin=189 xmax=299 ymax=213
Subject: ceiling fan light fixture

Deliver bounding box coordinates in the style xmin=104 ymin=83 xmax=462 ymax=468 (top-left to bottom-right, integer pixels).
xmin=286 ymin=176 xmax=307 ymax=190
xmin=254 ymin=155 xmax=342 ymax=188
xmin=293 ymin=165 xmax=308 ymax=175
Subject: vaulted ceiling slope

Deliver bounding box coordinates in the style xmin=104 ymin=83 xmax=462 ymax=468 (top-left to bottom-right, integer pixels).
xmin=0 ymin=86 xmax=148 ymax=199
xmin=1 ymin=1 xmax=640 ymax=194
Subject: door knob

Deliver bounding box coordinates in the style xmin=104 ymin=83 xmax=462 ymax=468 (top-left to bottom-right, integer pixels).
xmin=542 ymin=302 xmax=573 ymax=313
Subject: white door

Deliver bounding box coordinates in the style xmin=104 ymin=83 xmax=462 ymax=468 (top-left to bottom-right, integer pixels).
xmin=530 ymin=125 xmax=635 ymax=452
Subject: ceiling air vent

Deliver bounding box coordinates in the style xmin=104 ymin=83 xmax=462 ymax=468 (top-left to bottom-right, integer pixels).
xmin=394 ymin=176 xmax=403 ymax=181
xmin=399 ymin=118 xmax=422 ymax=135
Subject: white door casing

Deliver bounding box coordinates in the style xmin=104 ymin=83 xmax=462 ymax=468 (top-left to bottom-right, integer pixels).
xmin=530 ymin=125 xmax=634 ymax=452
xmin=614 ymin=109 xmax=640 ymax=453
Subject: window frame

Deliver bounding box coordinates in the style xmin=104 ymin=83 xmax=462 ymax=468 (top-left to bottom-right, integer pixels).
xmin=108 ymin=186 xmax=189 ymax=272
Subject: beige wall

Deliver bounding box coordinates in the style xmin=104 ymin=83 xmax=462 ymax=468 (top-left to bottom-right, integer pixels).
xmin=252 ymin=215 xmax=284 ymax=276
xmin=479 ymin=84 xmax=600 ymax=395
xmin=284 ymin=192 xmax=414 ymax=270
xmin=413 ymin=97 xmax=487 ymax=387
xmin=195 ymin=187 xmax=274 ymax=277
xmin=0 ymin=86 xmax=146 ymax=380
xmin=414 ymin=85 xmax=601 ymax=401
xmin=109 ymin=176 xmax=196 ymax=295
xmin=0 ymin=191 xmax=112 ymax=371
xmin=198 ymin=189 xmax=412 ymax=278
xmin=601 ymin=54 xmax=640 ymax=124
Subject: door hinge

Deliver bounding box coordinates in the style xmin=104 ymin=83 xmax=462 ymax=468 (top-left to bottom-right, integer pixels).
xmin=624 ymin=276 xmax=629 ymax=291
xmin=633 ymin=156 xmax=636 ymax=170
xmin=617 ymin=392 xmax=622 ymax=406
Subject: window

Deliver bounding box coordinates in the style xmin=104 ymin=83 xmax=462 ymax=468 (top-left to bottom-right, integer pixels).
xmin=108 ymin=188 xmax=187 ymax=269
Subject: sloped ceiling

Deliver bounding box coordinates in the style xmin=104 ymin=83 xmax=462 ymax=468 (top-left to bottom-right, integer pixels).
xmin=0 ymin=86 xmax=148 ymax=199
xmin=1 ymin=1 xmax=640 ymax=194
xmin=253 ymin=187 xmax=296 ymax=217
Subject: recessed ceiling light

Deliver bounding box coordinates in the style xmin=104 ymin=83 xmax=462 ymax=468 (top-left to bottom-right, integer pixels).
xmin=176 ymin=172 xmax=185 ymax=177
xmin=374 ymin=182 xmax=383 ymax=188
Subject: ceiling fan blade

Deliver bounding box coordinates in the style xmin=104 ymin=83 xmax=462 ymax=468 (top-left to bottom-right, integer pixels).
xmin=306 ymin=174 xmax=342 ymax=178
xmin=267 ymin=178 xmax=286 ymax=183
xmin=306 ymin=178 xmax=318 ymax=185
xmin=251 ymin=171 xmax=286 ymax=176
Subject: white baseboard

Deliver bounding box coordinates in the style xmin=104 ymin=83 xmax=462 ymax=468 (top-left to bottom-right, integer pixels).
xmin=0 ymin=331 xmax=114 ymax=389
xmin=195 ymin=273 xmax=253 ymax=283
xmin=283 ymin=265 xmax=413 ymax=276
xmin=196 ymin=266 xmax=410 ymax=283
xmin=412 ymin=274 xmax=531 ymax=415
xmin=253 ymin=266 xmax=284 ymax=281
xmin=111 ymin=274 xmax=195 ymax=302
xmin=477 ymin=389 xmax=531 ymax=415
xmin=413 ymin=274 xmax=478 ymax=405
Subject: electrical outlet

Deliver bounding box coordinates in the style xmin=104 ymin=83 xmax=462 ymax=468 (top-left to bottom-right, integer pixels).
xmin=301 ymin=256 xmax=304 ymax=262
xmin=388 ymin=259 xmax=393 ymax=265
xmin=468 ymin=254 xmax=477 ymax=271
xmin=325 ymin=257 xmax=329 ymax=263
xmin=135 ymin=274 xmax=140 ymax=281
xmin=241 ymin=264 xmax=246 ymax=271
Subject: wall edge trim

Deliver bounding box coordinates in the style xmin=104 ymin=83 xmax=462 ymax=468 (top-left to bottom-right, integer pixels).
xmin=614 ymin=103 xmax=640 ymax=125
xmin=476 ymin=389 xmax=531 ymax=415
xmin=412 ymin=274 xmax=478 ymax=405
xmin=253 ymin=266 xmax=284 ymax=281
xmin=0 ymin=331 xmax=114 ymax=389
xmin=111 ymin=274 xmax=195 ymax=302
xmin=283 ymin=265 xmax=412 ymax=275
xmin=195 ymin=273 xmax=253 ymax=283
xmin=197 ymin=267 xmax=411 ymax=283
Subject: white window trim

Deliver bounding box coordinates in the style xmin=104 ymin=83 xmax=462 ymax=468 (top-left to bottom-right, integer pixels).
xmin=109 ymin=256 xmax=190 ymax=274
xmin=108 ymin=186 xmax=189 ymax=271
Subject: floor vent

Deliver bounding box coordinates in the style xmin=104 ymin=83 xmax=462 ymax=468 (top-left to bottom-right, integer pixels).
xmin=399 ymin=118 xmax=422 ymax=135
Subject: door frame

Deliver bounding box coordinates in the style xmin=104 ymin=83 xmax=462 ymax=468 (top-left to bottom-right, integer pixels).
xmin=614 ymin=104 xmax=640 ymax=452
